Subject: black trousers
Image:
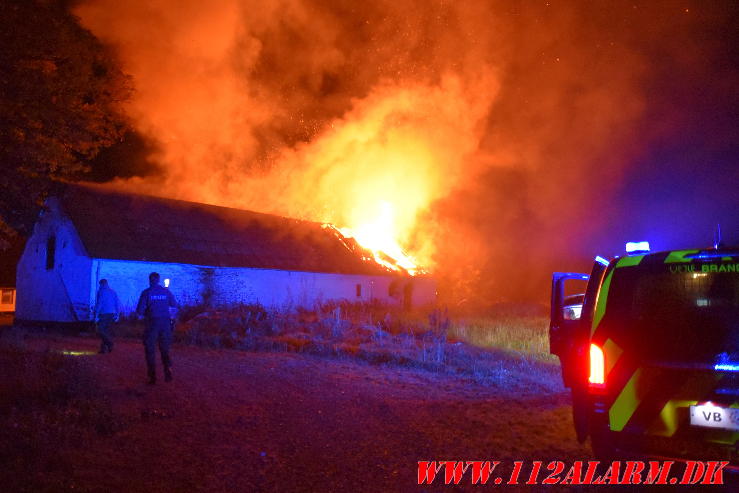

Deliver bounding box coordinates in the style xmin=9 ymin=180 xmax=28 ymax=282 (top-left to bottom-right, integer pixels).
xmin=143 ymin=317 xmax=173 ymax=377
xmin=97 ymin=313 xmax=115 ymax=351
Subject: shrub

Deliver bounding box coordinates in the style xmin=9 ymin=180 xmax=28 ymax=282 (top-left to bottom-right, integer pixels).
xmin=167 ymin=301 xmax=562 ymax=392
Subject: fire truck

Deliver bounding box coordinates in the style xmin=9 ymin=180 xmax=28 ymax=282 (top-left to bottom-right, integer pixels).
xmin=550 ymin=241 xmax=738 ymax=465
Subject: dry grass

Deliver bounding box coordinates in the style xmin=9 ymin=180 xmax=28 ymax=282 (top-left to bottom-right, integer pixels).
xmin=47 ymin=301 xmax=561 ymax=392
xmin=163 ymin=302 xmax=563 ymax=393
xmin=449 ymin=315 xmax=554 ymax=359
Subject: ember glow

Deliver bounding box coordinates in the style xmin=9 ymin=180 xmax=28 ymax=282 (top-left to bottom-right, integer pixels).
xmin=335 ymin=201 xmax=421 ymax=275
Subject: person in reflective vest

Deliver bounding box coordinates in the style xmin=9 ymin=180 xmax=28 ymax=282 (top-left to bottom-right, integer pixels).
xmin=136 ymin=272 xmax=179 ymax=384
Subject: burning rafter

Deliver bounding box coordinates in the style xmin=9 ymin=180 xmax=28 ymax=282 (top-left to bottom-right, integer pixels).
xmin=322 ymin=223 xmax=423 ymax=276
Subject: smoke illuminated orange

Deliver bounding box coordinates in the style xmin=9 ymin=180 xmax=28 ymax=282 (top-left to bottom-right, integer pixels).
xmin=73 ymin=0 xmax=664 ymax=302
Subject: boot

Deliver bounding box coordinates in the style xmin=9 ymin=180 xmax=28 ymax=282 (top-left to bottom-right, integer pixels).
xmin=164 ymin=366 xmax=173 ymax=382
xmin=147 ymin=371 xmax=156 ymax=385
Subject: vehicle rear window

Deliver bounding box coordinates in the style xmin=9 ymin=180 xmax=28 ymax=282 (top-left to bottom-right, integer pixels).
xmin=603 ymin=264 xmax=739 ymax=363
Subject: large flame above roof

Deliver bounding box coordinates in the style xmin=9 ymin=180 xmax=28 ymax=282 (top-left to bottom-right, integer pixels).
xmin=323 ymin=201 xmax=422 ymax=276
xmin=74 ymin=0 xmax=699 ymax=302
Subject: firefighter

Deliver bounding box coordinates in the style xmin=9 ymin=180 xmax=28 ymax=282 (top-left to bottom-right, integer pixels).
xmin=136 ymin=272 xmax=179 ymax=384
xmin=93 ymin=279 xmax=120 ymax=353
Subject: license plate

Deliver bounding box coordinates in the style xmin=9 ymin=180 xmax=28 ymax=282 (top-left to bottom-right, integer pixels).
xmin=690 ymin=404 xmax=739 ymax=431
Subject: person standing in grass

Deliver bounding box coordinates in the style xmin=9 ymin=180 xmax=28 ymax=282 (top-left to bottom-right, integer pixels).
xmin=94 ymin=279 xmax=120 ymax=354
xmin=136 ymin=272 xmax=179 ymax=385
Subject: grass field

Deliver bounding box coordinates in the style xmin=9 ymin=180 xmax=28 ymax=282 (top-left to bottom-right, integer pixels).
xmin=152 ymin=302 xmax=562 ymax=390
xmin=449 ymin=315 xmax=553 ymax=358
xmin=0 ymin=305 xmax=564 ymax=490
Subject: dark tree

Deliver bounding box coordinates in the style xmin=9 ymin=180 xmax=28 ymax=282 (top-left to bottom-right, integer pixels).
xmin=0 ymin=0 xmax=131 ymax=247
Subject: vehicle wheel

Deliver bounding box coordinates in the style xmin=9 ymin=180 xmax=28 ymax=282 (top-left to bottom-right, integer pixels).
xmin=571 ymin=385 xmax=590 ymax=442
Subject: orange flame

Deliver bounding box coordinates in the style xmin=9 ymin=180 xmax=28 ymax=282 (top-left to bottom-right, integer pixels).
xmin=73 ymin=1 xmax=498 ymax=279
xmin=327 ymin=200 xmax=421 ymax=275
xmin=73 ymin=0 xmax=666 ymax=303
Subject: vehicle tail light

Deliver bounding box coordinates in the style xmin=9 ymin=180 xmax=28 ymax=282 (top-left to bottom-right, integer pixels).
xmin=589 ymin=343 xmax=605 ymax=386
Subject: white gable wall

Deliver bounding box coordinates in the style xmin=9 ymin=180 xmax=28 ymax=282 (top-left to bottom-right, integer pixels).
xmin=15 ymin=198 xmax=93 ymax=322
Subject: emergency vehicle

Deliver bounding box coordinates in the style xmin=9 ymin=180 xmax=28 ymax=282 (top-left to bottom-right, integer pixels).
xmin=550 ymin=241 xmax=738 ymax=465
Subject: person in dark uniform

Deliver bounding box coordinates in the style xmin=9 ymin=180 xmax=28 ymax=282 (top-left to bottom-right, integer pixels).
xmin=93 ymin=279 xmax=120 ymax=353
xmin=136 ymin=272 xmax=179 ymax=384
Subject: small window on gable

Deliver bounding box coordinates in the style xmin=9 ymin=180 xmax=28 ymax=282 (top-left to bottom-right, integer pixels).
xmin=355 ymin=284 xmax=362 ymax=297
xmin=46 ymin=235 xmax=56 ymax=270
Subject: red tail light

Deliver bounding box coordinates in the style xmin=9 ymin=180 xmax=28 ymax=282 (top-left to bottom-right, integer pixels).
xmin=589 ymin=343 xmax=605 ymax=386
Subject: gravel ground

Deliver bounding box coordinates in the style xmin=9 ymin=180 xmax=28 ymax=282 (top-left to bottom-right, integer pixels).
xmin=25 ymin=335 xmax=593 ymax=492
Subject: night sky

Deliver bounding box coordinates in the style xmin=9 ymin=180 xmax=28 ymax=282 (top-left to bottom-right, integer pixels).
xmin=84 ymin=1 xmax=739 ymax=301
xmin=588 ymin=2 xmax=738 ymax=260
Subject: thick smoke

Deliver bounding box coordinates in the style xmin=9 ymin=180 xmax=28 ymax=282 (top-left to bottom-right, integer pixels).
xmin=74 ymin=0 xmax=716 ymax=306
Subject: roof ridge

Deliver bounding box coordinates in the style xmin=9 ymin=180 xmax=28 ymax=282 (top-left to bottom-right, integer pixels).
xmin=65 ymin=182 xmax=322 ymax=227
xmin=54 ymin=182 xmax=392 ymax=276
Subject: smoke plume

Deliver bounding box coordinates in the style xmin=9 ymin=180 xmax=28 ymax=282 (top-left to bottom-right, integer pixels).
xmin=73 ymin=0 xmax=719 ymax=305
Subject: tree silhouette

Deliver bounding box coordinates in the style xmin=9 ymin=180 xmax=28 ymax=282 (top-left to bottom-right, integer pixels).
xmin=0 ymin=0 xmax=131 ymax=247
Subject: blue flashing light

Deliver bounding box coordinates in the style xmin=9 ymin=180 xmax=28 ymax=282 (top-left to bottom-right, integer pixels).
xmin=625 ymin=241 xmax=650 ymax=254
xmin=595 ymin=255 xmax=609 ymax=267
xmin=686 ymin=251 xmax=737 ymax=260
xmin=714 ymin=363 xmax=739 ymax=372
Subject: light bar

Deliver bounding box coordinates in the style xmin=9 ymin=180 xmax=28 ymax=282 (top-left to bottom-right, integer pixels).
xmin=715 ymin=363 xmax=739 ymax=372
xmin=625 ymin=241 xmax=650 ymax=254
xmin=687 ymin=251 xmax=737 ymax=260
xmin=595 ymin=255 xmax=609 ymax=266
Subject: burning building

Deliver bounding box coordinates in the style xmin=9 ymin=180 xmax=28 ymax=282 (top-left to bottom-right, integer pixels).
xmin=15 ymin=184 xmax=434 ymax=324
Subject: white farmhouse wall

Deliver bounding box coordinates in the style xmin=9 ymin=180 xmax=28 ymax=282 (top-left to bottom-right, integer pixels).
xmin=93 ymin=259 xmax=205 ymax=315
xmin=211 ymin=268 xmax=388 ymax=308
xmin=409 ymin=276 xmax=437 ymax=307
xmin=211 ymin=268 xmax=436 ymax=309
xmin=15 ymin=198 xmax=93 ymax=322
xmin=94 ymin=263 xmax=437 ymax=314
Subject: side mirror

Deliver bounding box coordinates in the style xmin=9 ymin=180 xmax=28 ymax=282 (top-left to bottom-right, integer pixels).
xmin=563 ymin=303 xmax=583 ymax=321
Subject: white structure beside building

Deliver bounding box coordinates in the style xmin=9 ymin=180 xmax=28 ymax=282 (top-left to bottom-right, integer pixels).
xmin=16 ymin=184 xmax=435 ymax=323
xmin=0 ymin=287 xmax=15 ymax=313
